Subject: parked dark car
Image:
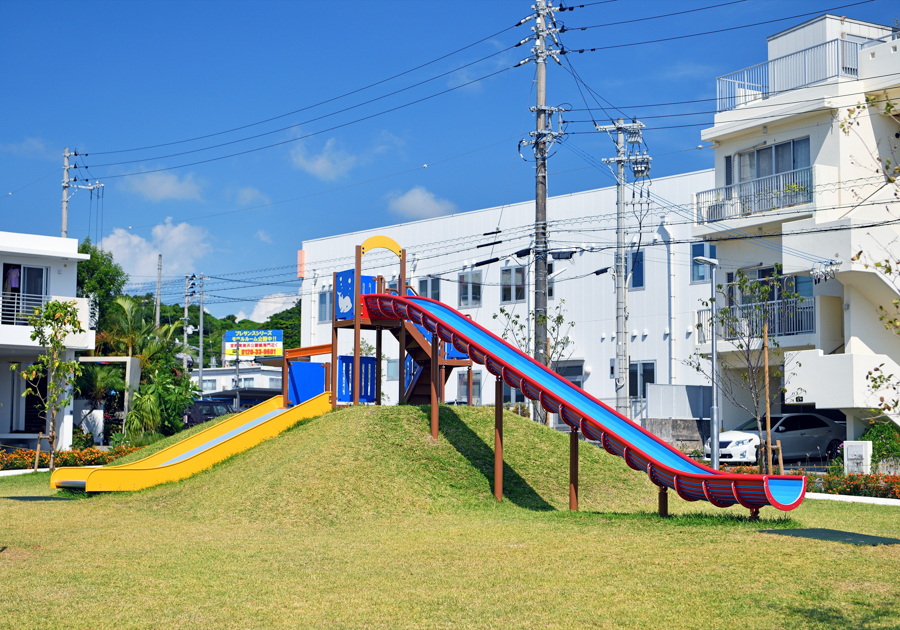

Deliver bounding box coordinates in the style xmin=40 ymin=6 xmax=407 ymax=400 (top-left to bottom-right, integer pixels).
xmin=183 ymin=400 xmax=234 ymax=428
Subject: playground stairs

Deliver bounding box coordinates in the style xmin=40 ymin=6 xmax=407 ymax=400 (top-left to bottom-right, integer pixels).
xmin=390 ymin=322 xmax=455 ymax=404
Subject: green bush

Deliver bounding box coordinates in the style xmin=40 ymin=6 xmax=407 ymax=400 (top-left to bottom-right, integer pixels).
xmin=860 ymin=420 xmax=900 ymax=465
xmin=71 ymin=426 xmax=95 ymax=450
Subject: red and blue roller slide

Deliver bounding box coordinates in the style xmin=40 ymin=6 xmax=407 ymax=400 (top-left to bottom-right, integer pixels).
xmin=364 ymin=294 xmax=806 ymax=514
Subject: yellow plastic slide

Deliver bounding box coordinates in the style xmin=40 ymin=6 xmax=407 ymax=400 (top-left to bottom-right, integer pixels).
xmin=51 ymin=393 xmax=330 ymax=492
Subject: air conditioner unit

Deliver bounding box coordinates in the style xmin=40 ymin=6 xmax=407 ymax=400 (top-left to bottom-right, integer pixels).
xmin=844 ymin=440 xmax=872 ymax=474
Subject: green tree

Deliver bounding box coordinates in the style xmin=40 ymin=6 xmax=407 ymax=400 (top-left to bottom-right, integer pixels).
xmin=13 ymin=300 xmax=85 ymax=470
xmin=686 ymin=267 xmax=803 ymax=473
xmin=77 ymin=238 xmax=128 ymax=327
xmin=493 ymin=300 xmax=575 ymax=425
xmin=75 ymin=364 xmax=126 ymax=425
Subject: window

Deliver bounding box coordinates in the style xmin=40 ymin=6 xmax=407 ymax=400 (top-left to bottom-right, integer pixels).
xmin=386 ymin=359 xmax=399 ymax=381
xmin=501 ymin=266 xmax=526 ymax=303
xmin=547 ymin=262 xmax=555 ymax=299
xmin=418 ymin=277 xmax=440 ymax=301
xmin=691 ymin=243 xmax=717 ymax=282
xmin=201 ymin=379 xmax=216 ymax=391
xmin=796 ymin=415 xmax=828 ymax=430
xmin=317 ymin=286 xmax=333 ymax=323
xmin=457 ymin=370 xmax=481 ymax=405
xmin=629 ymin=251 xmax=644 ymax=289
xmin=784 ymin=275 xmax=813 ymax=299
xmin=269 ymin=378 xmax=282 ymax=390
xmin=737 ymin=137 xmax=810 ymax=181
xmin=458 ymin=271 xmax=482 ymax=308
xmin=503 ymin=381 xmax=526 ymax=405
xmin=628 ymin=361 xmax=655 ymax=398
xmin=237 ymin=377 xmax=254 ymax=388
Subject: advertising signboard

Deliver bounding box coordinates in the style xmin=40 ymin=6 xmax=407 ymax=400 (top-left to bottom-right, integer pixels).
xmin=224 ymin=330 xmax=283 ymax=360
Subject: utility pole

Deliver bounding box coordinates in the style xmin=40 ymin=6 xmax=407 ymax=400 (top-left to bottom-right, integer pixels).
xmin=155 ymin=254 xmax=162 ymax=328
xmin=199 ymin=273 xmax=205 ymax=397
xmin=234 ymin=339 xmax=241 ymax=410
xmin=183 ymin=274 xmax=196 ymax=371
xmin=61 ymin=148 xmax=70 ymax=238
xmin=516 ymin=0 xmax=564 ymax=380
xmin=60 ymin=147 xmax=103 ymax=239
xmin=597 ymin=119 xmax=651 ymax=416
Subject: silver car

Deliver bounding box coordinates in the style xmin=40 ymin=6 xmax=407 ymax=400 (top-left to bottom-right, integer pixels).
xmin=705 ymin=413 xmax=844 ymax=463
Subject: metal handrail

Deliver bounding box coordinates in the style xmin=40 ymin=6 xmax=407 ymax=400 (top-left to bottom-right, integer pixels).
xmin=697 ymin=298 xmax=815 ymax=343
xmin=696 ymin=167 xmax=813 ymax=223
xmin=717 ymin=39 xmax=861 ymax=112
xmin=0 ymin=292 xmax=49 ymax=325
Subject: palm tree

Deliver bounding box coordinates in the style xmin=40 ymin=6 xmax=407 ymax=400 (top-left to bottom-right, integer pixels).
xmin=105 ymin=296 xmax=151 ymax=359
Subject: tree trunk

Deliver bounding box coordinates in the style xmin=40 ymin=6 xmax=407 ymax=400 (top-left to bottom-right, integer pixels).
xmin=48 ymin=409 xmax=56 ymax=472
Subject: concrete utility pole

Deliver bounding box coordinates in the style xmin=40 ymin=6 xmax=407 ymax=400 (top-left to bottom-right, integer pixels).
xmin=517 ymin=0 xmax=564 ymax=373
xmin=61 ymin=148 xmax=70 ymax=238
xmin=155 ymin=254 xmax=162 ymax=328
xmin=183 ymin=274 xmax=196 ymax=371
xmin=199 ymin=273 xmax=205 ymax=395
xmin=597 ymin=119 xmax=651 ymax=416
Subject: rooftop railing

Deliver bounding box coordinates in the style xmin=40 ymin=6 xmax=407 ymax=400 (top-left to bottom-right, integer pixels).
xmin=696 ymin=166 xmax=813 ymax=223
xmin=717 ymin=39 xmax=861 ymax=112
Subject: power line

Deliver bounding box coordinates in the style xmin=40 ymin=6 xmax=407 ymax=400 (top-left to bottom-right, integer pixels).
xmin=559 ymin=1 xmax=874 ymax=54
xmin=561 ymin=0 xmax=748 ymax=31
xmin=91 ymin=22 xmax=521 ymax=156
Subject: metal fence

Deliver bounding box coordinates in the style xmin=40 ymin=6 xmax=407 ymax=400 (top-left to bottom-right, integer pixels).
xmin=696 ymin=298 xmax=815 ymax=343
xmin=696 ymin=167 xmax=813 ymax=223
xmin=717 ymin=39 xmax=860 ymax=112
xmin=0 ymin=292 xmax=49 ymax=326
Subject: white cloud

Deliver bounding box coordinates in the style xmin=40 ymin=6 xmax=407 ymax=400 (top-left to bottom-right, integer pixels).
xmin=123 ymin=172 xmax=203 ymax=202
xmin=0 ymin=137 xmax=55 ymax=160
xmin=387 ymin=186 xmax=457 ymax=219
xmin=291 ymin=137 xmax=357 ymax=181
xmin=255 ymin=230 xmax=272 ymax=243
xmin=372 ymin=130 xmax=405 ymax=155
xmin=100 ymin=218 xmax=212 ymax=280
xmin=236 ymin=186 xmax=269 ymax=205
xmin=237 ymin=292 xmax=298 ymax=323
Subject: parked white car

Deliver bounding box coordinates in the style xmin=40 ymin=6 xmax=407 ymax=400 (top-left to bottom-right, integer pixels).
xmin=704 ymin=414 xmax=844 ymax=464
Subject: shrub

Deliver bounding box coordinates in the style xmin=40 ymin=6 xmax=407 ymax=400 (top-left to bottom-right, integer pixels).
xmin=0 ymin=444 xmax=141 ymax=471
xmin=860 ymin=421 xmax=900 ymax=465
xmin=71 ymin=426 xmax=95 ymax=451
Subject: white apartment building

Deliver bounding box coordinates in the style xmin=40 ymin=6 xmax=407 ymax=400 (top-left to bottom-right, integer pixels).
xmin=299 ymin=169 xmax=716 ymax=425
xmin=190 ymin=364 xmax=283 ymax=395
xmin=695 ymin=15 xmax=900 ymax=439
xmin=0 ymin=231 xmax=97 ymax=450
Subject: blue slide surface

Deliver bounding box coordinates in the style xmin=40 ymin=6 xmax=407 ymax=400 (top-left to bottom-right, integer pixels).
xmin=364 ymin=294 xmax=806 ymax=513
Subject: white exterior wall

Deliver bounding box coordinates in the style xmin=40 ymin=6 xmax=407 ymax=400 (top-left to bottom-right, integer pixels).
xmin=300 ymin=170 xmax=715 ymax=414
xmin=698 ymin=17 xmax=900 ymax=436
xmin=0 ymin=231 xmax=95 ymax=449
xmin=190 ymin=365 xmax=283 ymax=394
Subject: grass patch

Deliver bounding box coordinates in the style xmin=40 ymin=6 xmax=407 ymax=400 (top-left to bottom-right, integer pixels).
xmin=1 ymin=405 xmax=898 ymax=629
xmin=110 ymin=414 xmax=235 ymax=466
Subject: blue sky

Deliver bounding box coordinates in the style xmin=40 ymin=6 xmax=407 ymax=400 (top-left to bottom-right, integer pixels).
xmin=0 ymin=0 xmax=892 ymax=318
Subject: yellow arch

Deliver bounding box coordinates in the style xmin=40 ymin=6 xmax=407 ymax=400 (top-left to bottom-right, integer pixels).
xmin=360 ymin=235 xmax=402 ymax=257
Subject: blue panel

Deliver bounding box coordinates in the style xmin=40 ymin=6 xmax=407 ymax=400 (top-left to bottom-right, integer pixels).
xmin=404 ymin=353 xmax=416 ymax=391
xmin=337 ymin=355 xmax=378 ymax=403
xmin=360 ymin=276 xmax=377 ymax=296
xmin=288 ymin=362 xmax=326 ymax=406
xmin=444 ymin=341 xmax=467 ymax=360
xmin=335 ymin=270 xmax=355 ymax=320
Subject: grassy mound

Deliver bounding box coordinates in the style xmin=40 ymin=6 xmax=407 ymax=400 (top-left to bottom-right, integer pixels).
xmin=131 ymin=404 xmax=656 ymax=524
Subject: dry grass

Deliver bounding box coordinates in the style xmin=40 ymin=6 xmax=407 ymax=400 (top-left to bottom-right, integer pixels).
xmin=1 ymin=405 xmax=898 ymax=629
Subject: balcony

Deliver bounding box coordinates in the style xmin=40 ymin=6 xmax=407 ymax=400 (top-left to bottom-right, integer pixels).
xmin=717 ymin=39 xmax=861 ymax=113
xmin=1 ymin=292 xmax=51 ymax=326
xmin=696 ymin=298 xmax=815 ymax=344
xmin=696 ymin=167 xmax=812 ymax=224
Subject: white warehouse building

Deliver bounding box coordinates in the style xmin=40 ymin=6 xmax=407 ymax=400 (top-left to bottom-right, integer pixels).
xmin=299 ymin=169 xmax=717 ymax=434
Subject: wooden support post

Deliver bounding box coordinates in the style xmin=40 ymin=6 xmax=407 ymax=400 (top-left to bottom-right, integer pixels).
xmin=353 ymin=245 xmax=362 ymax=406
xmin=467 ymin=365 xmax=473 ymax=406
xmin=749 ymin=508 xmax=760 ymax=522
xmin=375 ymin=327 xmax=382 ymax=405
xmin=776 ymin=439 xmax=785 ymax=475
xmin=324 ymin=362 xmax=331 ymax=400
xmin=430 ymin=331 xmax=439 ymax=440
xmin=569 ymin=426 xmax=579 ymax=511
xmin=398 ymin=249 xmax=407 ymax=404
xmin=494 ymin=377 xmax=503 ymax=501
xmin=331 ymin=272 xmax=338 ymax=409
xmin=33 ymin=433 xmax=44 ymax=471
xmin=282 ymin=355 xmax=289 ymax=408
xmin=658 ymin=485 xmax=668 ymax=517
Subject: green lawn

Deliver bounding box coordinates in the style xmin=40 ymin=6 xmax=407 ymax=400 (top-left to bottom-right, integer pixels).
xmin=1 ymin=405 xmax=898 ymax=629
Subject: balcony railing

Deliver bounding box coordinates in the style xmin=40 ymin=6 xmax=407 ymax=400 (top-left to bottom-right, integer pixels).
xmin=696 ymin=167 xmax=813 ymax=223
xmin=1 ymin=292 xmax=49 ymax=326
xmin=696 ymin=298 xmax=815 ymax=344
xmin=717 ymin=39 xmax=860 ymax=112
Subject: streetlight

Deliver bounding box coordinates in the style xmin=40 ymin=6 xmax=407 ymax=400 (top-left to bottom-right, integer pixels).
xmin=693 ymin=255 xmax=720 ymax=470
